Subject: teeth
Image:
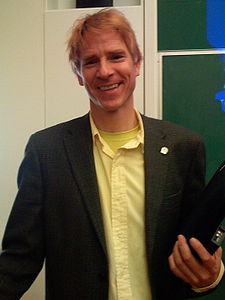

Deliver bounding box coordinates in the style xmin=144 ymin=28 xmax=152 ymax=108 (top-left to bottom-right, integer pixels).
xmin=99 ymin=83 xmax=119 ymax=91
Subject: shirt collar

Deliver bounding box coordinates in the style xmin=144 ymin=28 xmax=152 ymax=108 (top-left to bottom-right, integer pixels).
xmin=89 ymin=110 xmax=144 ymax=151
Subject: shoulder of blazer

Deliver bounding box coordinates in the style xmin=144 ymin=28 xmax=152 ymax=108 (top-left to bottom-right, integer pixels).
xmin=29 ymin=114 xmax=91 ymax=145
xmin=141 ymin=114 xmax=203 ymax=143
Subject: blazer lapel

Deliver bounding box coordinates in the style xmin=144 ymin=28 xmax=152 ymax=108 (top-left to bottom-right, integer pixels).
xmin=142 ymin=116 xmax=171 ymax=259
xmin=63 ymin=114 xmax=107 ymax=255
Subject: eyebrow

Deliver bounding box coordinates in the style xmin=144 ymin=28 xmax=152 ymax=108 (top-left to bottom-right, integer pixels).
xmin=82 ymin=49 xmax=127 ymax=62
xmin=108 ymin=49 xmax=127 ymax=55
xmin=82 ymin=54 xmax=97 ymax=62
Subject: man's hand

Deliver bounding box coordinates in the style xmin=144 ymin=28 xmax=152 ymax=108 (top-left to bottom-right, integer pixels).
xmin=168 ymin=234 xmax=222 ymax=288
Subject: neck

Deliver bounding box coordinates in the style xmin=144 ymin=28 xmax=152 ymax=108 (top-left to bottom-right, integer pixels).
xmin=90 ymin=105 xmax=138 ymax=132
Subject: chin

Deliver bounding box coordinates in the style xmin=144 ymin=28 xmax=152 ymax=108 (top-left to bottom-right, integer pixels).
xmin=90 ymin=94 xmax=132 ymax=113
xmin=100 ymin=102 xmax=125 ymax=112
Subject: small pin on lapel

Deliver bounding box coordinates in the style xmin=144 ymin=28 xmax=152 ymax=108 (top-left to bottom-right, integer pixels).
xmin=160 ymin=147 xmax=169 ymax=155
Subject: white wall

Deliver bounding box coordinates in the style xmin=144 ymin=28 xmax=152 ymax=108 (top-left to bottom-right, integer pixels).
xmin=0 ymin=0 xmax=45 ymax=235
xmin=0 ymin=0 xmax=45 ymax=299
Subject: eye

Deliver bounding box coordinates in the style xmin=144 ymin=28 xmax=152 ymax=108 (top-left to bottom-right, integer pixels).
xmin=83 ymin=57 xmax=98 ymax=67
xmin=111 ymin=54 xmax=125 ymax=62
xmin=84 ymin=60 xmax=97 ymax=66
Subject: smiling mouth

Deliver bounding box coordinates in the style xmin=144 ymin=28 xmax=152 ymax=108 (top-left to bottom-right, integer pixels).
xmin=98 ymin=83 xmax=120 ymax=91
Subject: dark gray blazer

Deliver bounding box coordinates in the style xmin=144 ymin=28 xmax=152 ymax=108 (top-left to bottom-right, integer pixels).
xmin=0 ymin=114 xmax=206 ymax=300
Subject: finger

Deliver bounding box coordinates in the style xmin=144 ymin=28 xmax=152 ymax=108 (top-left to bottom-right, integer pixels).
xmin=169 ymin=239 xmax=199 ymax=285
xmin=187 ymin=237 xmax=222 ymax=285
xmin=214 ymin=246 xmax=223 ymax=259
xmin=189 ymin=238 xmax=222 ymax=271
xmin=177 ymin=235 xmax=201 ymax=269
xmin=177 ymin=235 xmax=213 ymax=286
xmin=168 ymin=245 xmax=190 ymax=284
xmin=189 ymin=238 xmax=211 ymax=262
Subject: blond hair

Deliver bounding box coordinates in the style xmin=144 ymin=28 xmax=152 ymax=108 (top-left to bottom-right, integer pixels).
xmin=67 ymin=8 xmax=142 ymax=75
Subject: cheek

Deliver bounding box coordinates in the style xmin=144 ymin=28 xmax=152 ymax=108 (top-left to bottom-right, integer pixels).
xmin=81 ymin=71 xmax=95 ymax=86
xmin=120 ymin=64 xmax=138 ymax=79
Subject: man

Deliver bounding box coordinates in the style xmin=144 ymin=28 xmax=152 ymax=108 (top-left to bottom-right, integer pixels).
xmin=0 ymin=8 xmax=223 ymax=300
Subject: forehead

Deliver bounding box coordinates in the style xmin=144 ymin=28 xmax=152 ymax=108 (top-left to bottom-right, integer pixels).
xmin=80 ymin=30 xmax=129 ymax=56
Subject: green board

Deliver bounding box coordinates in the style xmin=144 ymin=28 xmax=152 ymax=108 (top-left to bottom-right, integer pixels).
xmin=162 ymin=54 xmax=225 ymax=299
xmin=158 ymin=0 xmax=210 ymax=50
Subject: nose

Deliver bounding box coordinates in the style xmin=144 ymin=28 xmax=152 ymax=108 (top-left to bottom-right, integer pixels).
xmin=96 ymin=60 xmax=113 ymax=79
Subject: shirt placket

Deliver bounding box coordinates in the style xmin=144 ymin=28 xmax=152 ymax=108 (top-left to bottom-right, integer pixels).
xmin=111 ymin=149 xmax=132 ymax=299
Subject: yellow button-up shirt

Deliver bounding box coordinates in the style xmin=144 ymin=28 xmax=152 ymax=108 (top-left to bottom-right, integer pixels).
xmin=90 ymin=112 xmax=151 ymax=300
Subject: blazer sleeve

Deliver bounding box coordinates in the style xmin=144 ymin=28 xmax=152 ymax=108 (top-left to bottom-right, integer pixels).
xmin=0 ymin=135 xmax=45 ymax=299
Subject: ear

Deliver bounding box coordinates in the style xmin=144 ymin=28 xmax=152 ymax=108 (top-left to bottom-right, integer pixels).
xmin=77 ymin=74 xmax=84 ymax=86
xmin=135 ymin=61 xmax=141 ymax=76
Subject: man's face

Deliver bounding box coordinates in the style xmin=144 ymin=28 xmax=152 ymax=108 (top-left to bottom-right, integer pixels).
xmin=77 ymin=30 xmax=140 ymax=113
